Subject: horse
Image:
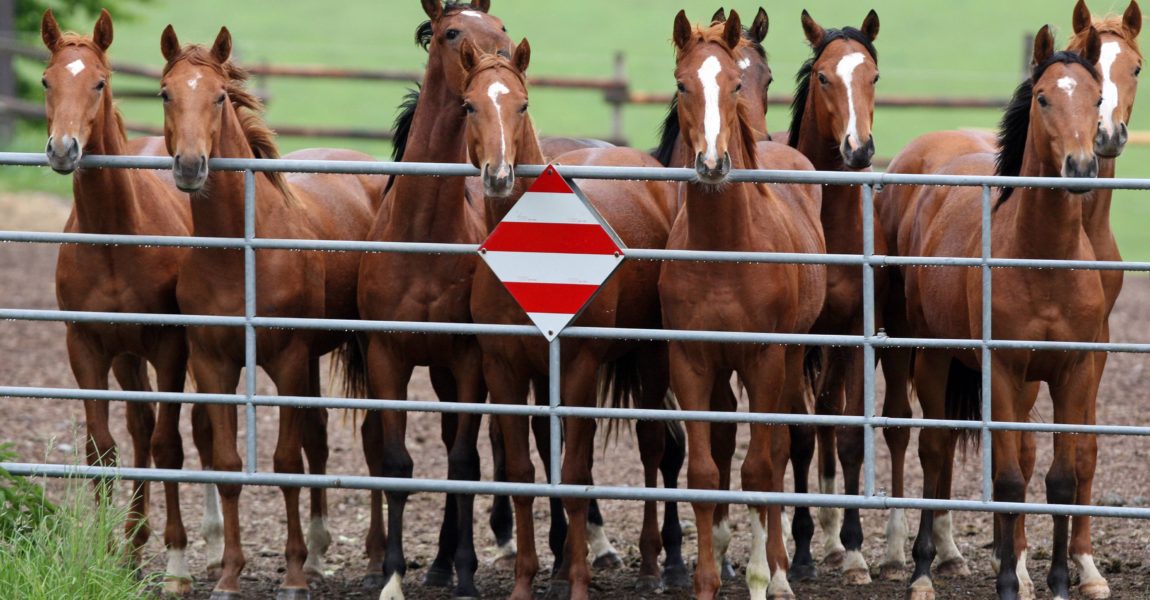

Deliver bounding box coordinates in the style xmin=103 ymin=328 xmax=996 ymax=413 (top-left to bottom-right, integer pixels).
xmin=658 ymin=10 xmax=826 ymax=600
xmin=38 ymin=9 xmax=223 ymax=594
xmin=882 ymin=25 xmax=1107 ymax=600
xmin=158 ymin=26 xmax=383 ymax=599
xmin=784 ymin=9 xmax=886 ymax=584
xmin=462 ymin=36 xmax=678 ymax=600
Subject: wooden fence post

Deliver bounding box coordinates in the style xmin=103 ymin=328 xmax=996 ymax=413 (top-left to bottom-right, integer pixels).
xmin=0 ymin=0 xmax=15 ymax=146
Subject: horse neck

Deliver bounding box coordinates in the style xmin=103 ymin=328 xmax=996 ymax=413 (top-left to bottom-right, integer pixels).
xmin=383 ymin=55 xmax=471 ymax=240
xmin=71 ymin=85 xmax=140 ymax=233
xmin=682 ymin=121 xmax=763 ymax=249
xmin=793 ymin=93 xmax=861 ymax=232
xmin=483 ymin=116 xmax=544 ymax=229
xmin=1082 ymin=158 xmax=1115 ymax=241
xmin=1003 ymin=137 xmax=1086 ymax=259
xmin=188 ymin=100 xmax=261 ymax=239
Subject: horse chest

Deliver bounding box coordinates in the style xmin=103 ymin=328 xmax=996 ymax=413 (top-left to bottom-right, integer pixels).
xmin=57 ymin=247 xmax=175 ymax=315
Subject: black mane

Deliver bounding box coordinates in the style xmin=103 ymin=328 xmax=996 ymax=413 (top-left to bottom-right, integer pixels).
xmin=383 ymin=87 xmax=421 ymax=198
xmin=994 ymin=50 xmax=1099 ymax=206
xmin=787 ymin=27 xmax=878 ymax=149
xmin=651 ymin=28 xmax=765 ymax=167
xmin=417 ymin=2 xmax=480 ymax=49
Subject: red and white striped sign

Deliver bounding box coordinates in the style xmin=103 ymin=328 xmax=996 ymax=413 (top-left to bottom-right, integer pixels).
xmin=479 ymin=165 xmax=625 ymax=341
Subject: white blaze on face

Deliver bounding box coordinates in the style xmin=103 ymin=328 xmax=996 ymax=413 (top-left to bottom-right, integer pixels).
xmin=487 ymin=81 xmax=512 ymax=171
xmin=187 ymin=73 xmax=202 ymax=90
xmin=836 ymin=52 xmax=867 ymax=149
xmin=1057 ymin=76 xmax=1078 ymax=98
xmin=698 ymin=55 xmax=724 ymax=164
xmin=1099 ymin=41 xmax=1123 ymax=135
xmin=65 ymin=59 xmax=86 ymax=77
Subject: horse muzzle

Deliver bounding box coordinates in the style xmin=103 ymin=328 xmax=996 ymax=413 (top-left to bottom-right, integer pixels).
xmin=173 ymin=154 xmax=209 ymax=193
xmin=694 ymin=152 xmax=731 ymax=185
xmin=841 ymin=135 xmax=876 ymax=170
xmin=46 ymin=135 xmax=81 ymax=174
xmin=1063 ymin=153 xmax=1099 ymax=194
xmin=483 ymin=163 xmax=515 ymax=198
xmin=1094 ymin=122 xmax=1128 ymax=159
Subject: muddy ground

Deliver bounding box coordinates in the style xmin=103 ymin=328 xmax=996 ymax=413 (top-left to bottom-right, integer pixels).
xmin=2 ymin=192 xmax=1150 ymax=599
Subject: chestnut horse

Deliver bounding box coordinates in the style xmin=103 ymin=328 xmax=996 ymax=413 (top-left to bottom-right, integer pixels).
xmin=883 ymin=26 xmax=1106 ymax=600
xmin=463 ymin=38 xmax=678 ymax=600
xmin=786 ymin=9 xmax=886 ymax=584
xmin=39 ymin=9 xmax=220 ymax=594
xmin=159 ymin=26 xmax=382 ymax=599
xmin=659 ymin=10 xmax=825 ymax=600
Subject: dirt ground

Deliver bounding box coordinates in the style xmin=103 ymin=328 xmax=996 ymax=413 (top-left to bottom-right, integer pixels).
xmin=3 ymin=191 xmax=1150 ymax=599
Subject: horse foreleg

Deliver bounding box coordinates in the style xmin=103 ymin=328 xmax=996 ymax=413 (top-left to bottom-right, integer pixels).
xmin=1046 ymin=365 xmax=1094 ymax=600
xmin=360 ymin=410 xmax=387 ymax=589
xmin=557 ymin=354 xmax=601 ymax=600
xmin=487 ymin=417 xmax=516 ymax=566
xmin=907 ymin=350 xmax=948 ymax=600
xmin=710 ymin=374 xmax=738 ymax=581
xmin=785 ymin=345 xmax=817 ymax=582
xmin=269 ymin=356 xmax=314 ymax=597
xmin=834 ymin=345 xmax=870 ymax=584
xmin=878 ymin=346 xmax=913 ymax=581
xmin=532 ymin=409 xmax=568 ymax=575
xmin=659 ymin=420 xmax=689 ymax=589
xmin=151 ymin=339 xmax=191 ymax=595
xmin=813 ymin=347 xmax=846 ymax=568
xmin=425 ymin=365 xmax=461 ymax=589
xmin=66 ymin=330 xmax=115 ymax=501
xmin=446 ymin=354 xmax=486 ymax=600
xmin=190 ymin=401 xmax=224 ymax=578
xmin=1071 ymin=359 xmax=1108 ymax=600
xmin=111 ymin=354 xmax=156 ymax=561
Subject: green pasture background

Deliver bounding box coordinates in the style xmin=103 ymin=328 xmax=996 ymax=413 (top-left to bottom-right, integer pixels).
xmin=7 ymin=0 xmax=1150 ymax=257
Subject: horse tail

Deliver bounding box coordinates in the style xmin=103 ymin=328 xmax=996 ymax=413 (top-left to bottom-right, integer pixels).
xmin=333 ymin=333 xmax=370 ymax=432
xmin=944 ymin=358 xmax=982 ymax=454
xmin=598 ymin=351 xmax=644 ymax=447
xmin=803 ymin=346 xmax=824 ymax=400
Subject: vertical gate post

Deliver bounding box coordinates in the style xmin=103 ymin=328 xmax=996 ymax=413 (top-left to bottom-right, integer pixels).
xmin=549 ymin=338 xmax=562 ymax=487
xmin=980 ymin=185 xmax=993 ymax=502
xmin=244 ymin=169 xmax=259 ymax=473
xmin=862 ymin=183 xmax=877 ymax=497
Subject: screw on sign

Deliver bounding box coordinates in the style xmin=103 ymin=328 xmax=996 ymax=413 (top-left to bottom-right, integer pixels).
xmin=479 ymin=164 xmax=626 ymax=341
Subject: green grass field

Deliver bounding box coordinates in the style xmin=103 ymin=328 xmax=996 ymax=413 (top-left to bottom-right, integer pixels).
xmin=7 ymin=0 xmax=1150 ymax=257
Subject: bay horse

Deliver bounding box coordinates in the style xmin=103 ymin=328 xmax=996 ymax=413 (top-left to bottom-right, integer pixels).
xmin=39 ymin=9 xmax=223 ymax=595
xmin=159 ymin=26 xmax=382 ymax=599
xmin=884 ymin=26 xmax=1106 ymax=600
xmin=462 ymin=38 xmax=679 ymax=600
xmin=383 ymin=4 xmax=626 ymax=587
xmin=659 ymin=10 xmax=826 ymax=600
xmin=785 ymin=9 xmax=886 ymax=584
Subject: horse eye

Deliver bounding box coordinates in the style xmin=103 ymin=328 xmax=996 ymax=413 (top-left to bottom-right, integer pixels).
xmin=676 ymin=81 xmax=686 ymax=93
xmin=1037 ymin=94 xmax=1049 ymax=108
xmin=160 ymin=90 xmax=170 ymax=103
xmin=817 ymin=72 xmax=829 ymax=85
xmin=734 ymin=82 xmax=743 ymax=93
xmin=41 ymin=77 xmax=49 ymax=89
xmin=873 ymin=73 xmax=881 ymax=84
xmin=1136 ymin=66 xmax=1143 ymax=77
xmin=463 ymin=102 xmax=475 ymax=114
xmin=1097 ymin=96 xmax=1104 ymax=107
xmin=94 ymin=80 xmax=106 ymax=91
xmin=445 ymin=29 xmax=460 ymax=41
xmin=215 ymin=93 xmax=226 ymax=105
xmin=518 ymin=103 xmax=529 ymax=114
xmin=501 ymin=25 xmax=507 ymax=32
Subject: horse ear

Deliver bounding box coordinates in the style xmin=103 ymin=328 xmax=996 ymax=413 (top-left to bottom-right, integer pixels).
xmin=801 ymin=10 xmax=824 ymax=46
xmin=710 ymin=8 xmax=726 ymax=24
xmin=41 ymin=9 xmax=61 ymax=52
xmin=749 ymin=8 xmax=769 ymax=43
xmin=422 ymin=0 xmax=442 ymax=20
xmin=160 ymin=24 xmax=181 ymax=63
xmin=211 ymin=27 xmax=232 ymax=64
xmin=93 ymin=9 xmax=114 ymax=52
xmin=723 ymin=9 xmax=742 ymax=50
xmin=1032 ymin=25 xmax=1054 ymax=67
xmin=1125 ymin=1 xmax=1142 ymax=37
xmin=459 ymin=38 xmax=479 ymax=73
xmin=1072 ymin=0 xmax=1092 ymax=34
xmin=673 ymin=10 xmax=692 ymax=50
xmin=471 ymin=0 xmax=491 ymax=13
xmin=513 ymin=38 xmax=531 ymax=74
xmin=861 ymin=9 xmax=879 ymax=42
xmin=1082 ymin=26 xmax=1102 ymax=64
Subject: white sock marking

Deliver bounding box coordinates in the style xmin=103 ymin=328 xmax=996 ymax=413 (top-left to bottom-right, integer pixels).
xmin=747 ymin=510 xmax=770 ymax=600
xmin=1074 ymin=553 xmax=1106 ymax=584
xmin=836 ymin=52 xmax=867 ymax=150
xmin=712 ymin=518 xmax=732 ymax=570
xmin=698 ymin=55 xmax=723 ymax=164
xmin=379 ymin=572 xmax=405 ymax=600
xmin=165 ymin=548 xmax=190 ymax=580
xmin=202 ymin=484 xmax=224 ymax=565
xmin=883 ymin=508 xmax=909 ymax=567
xmin=486 ymin=81 xmax=511 ymax=174
xmin=1057 ymin=76 xmax=1078 ymax=98
xmin=768 ymin=568 xmax=794 ymax=597
xmin=587 ymin=523 xmax=618 ymax=560
xmin=1016 ymin=550 xmax=1033 ymax=595
xmin=1099 ymin=41 xmax=1123 ymax=136
xmin=66 ymin=59 xmax=85 ymax=76
xmin=932 ymin=512 xmax=964 ymax=564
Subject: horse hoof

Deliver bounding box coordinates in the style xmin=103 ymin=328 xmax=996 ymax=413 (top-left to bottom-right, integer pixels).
xmin=303 ymin=565 xmax=325 ymax=584
xmin=844 ymin=567 xmax=872 ymax=585
xmin=768 ymin=591 xmax=796 ymax=600
xmin=662 ymin=563 xmax=691 ymax=589
xmin=879 ymin=561 xmax=906 ymax=582
xmin=544 ymin=579 xmax=571 ymax=600
xmin=275 ymin=588 xmax=310 ymax=600
xmin=208 ymin=592 xmax=241 ymax=600
xmin=635 ymin=575 xmax=662 ymax=593
xmin=1079 ymin=578 xmax=1111 ymax=600
xmin=935 ymin=558 xmax=970 ymax=578
xmin=720 ymin=557 xmax=738 ymax=581
xmin=787 ymin=562 xmax=818 ymax=582
xmin=1019 ymin=579 xmax=1037 ymax=600
xmin=362 ymin=572 xmax=387 ymax=590
xmin=162 ymin=577 xmax=193 ymax=596
xmin=422 ymin=565 xmax=454 ymax=588
xmin=823 ymin=550 xmax=845 ymax=569
xmin=592 ymin=551 xmax=623 ymax=571
xmin=906 ymin=589 xmax=935 ymax=600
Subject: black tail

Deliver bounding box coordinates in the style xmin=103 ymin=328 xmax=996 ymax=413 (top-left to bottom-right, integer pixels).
xmin=944 ymin=358 xmax=982 ymax=453
xmin=333 ymin=333 xmax=370 ymax=429
xmin=598 ymin=351 xmax=644 ymax=446
xmin=803 ymin=346 xmax=824 ymax=399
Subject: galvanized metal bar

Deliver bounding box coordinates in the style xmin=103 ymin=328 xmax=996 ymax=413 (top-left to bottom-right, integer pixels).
xmin=5 ymin=384 xmax=1150 ymax=435
xmin=244 ymin=170 xmax=258 ymax=474
xmin=862 ymin=183 xmax=877 ymax=498
xmin=549 ymin=338 xmax=562 ymax=488
xmin=981 ymin=185 xmax=993 ymax=503
xmin=7 ymin=461 xmax=1150 ymax=519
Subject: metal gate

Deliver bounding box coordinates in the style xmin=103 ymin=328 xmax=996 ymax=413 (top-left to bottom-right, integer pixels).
xmin=3 ymin=150 xmax=1150 ymax=522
